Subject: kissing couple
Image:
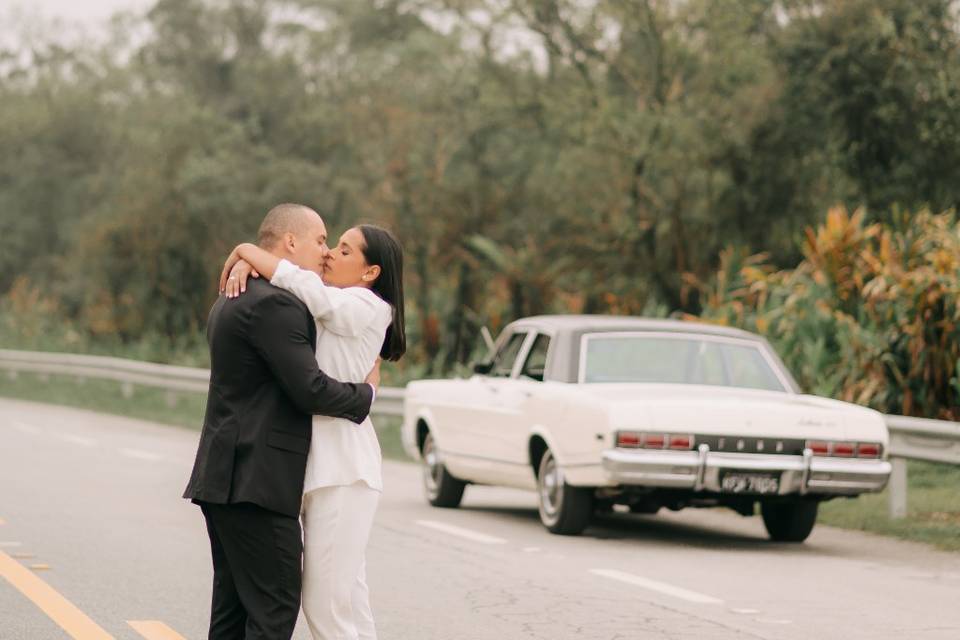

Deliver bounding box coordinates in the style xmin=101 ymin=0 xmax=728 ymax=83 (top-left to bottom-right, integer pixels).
xmin=183 ymin=203 xmax=406 ymax=639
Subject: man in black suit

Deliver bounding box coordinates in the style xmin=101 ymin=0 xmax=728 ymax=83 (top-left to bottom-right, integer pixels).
xmin=184 ymin=203 xmax=378 ymax=639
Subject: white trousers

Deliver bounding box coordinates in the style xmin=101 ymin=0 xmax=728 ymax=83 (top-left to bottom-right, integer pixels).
xmin=301 ymin=483 xmax=380 ymax=640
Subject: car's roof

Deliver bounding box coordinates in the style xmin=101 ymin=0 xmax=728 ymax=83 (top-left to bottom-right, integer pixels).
xmin=509 ymin=315 xmax=762 ymax=341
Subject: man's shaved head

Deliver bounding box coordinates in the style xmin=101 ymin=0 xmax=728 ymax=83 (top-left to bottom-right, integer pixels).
xmin=256 ymin=203 xmax=330 ymax=275
xmin=257 ymin=203 xmax=322 ymax=249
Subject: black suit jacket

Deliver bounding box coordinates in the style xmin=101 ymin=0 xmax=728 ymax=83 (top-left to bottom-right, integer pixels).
xmin=183 ymin=277 xmax=373 ymax=517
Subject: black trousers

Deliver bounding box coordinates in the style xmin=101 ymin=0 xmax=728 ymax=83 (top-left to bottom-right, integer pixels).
xmin=200 ymin=502 xmax=302 ymax=640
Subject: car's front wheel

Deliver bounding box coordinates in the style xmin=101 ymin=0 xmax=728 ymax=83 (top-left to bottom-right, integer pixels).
xmin=761 ymin=499 xmax=818 ymax=542
xmin=421 ymin=431 xmax=466 ymax=508
xmin=537 ymin=448 xmax=593 ymax=535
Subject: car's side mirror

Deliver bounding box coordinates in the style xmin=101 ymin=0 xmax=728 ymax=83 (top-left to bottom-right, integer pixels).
xmin=473 ymin=361 xmax=494 ymax=375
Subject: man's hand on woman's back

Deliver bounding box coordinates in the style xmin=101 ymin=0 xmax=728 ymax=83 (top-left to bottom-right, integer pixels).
xmin=364 ymin=358 xmax=382 ymax=392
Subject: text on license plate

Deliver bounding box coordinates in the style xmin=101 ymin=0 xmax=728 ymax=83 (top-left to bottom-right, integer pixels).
xmin=720 ymin=472 xmax=780 ymax=494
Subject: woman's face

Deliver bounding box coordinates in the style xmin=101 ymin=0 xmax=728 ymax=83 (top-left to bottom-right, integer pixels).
xmin=323 ymin=227 xmax=379 ymax=288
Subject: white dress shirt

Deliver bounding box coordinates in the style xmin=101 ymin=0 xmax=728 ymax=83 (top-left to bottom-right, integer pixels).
xmin=271 ymin=259 xmax=392 ymax=494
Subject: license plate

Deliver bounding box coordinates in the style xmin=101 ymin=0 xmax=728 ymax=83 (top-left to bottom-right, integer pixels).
xmin=720 ymin=471 xmax=780 ymax=495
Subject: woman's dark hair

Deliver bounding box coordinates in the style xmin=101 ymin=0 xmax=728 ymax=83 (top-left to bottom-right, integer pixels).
xmin=358 ymin=224 xmax=406 ymax=361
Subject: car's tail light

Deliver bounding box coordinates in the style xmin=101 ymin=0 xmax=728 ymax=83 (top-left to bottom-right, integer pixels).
xmin=806 ymin=440 xmax=883 ymax=458
xmin=616 ymin=432 xmax=642 ymax=448
xmin=808 ymin=441 xmax=830 ymax=455
xmin=833 ymin=442 xmax=855 ymax=457
xmin=644 ymin=434 xmax=665 ymax=448
xmin=616 ymin=431 xmax=693 ymax=450
xmin=857 ymin=443 xmax=882 ymax=458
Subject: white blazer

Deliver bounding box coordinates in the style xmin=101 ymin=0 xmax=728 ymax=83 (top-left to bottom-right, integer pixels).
xmin=271 ymin=259 xmax=392 ymax=494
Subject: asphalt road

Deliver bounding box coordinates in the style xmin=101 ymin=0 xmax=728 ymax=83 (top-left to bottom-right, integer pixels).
xmin=2 ymin=397 xmax=959 ymax=640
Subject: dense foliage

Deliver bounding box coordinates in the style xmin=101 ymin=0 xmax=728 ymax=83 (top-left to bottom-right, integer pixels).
xmin=1 ymin=0 xmax=959 ymax=414
xmin=695 ymin=208 xmax=960 ymax=419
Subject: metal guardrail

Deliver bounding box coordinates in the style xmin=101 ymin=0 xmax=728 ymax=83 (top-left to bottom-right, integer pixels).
xmin=885 ymin=414 xmax=960 ymax=519
xmin=0 ymin=349 xmax=210 ymax=395
xmin=2 ymin=349 xmax=958 ymax=518
xmin=0 ymin=349 xmax=404 ymax=417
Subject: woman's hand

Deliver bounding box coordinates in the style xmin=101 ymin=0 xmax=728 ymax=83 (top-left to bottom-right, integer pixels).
xmin=219 ymin=244 xmax=258 ymax=295
xmin=222 ymin=258 xmax=260 ymax=298
xmin=219 ymin=246 xmax=241 ymax=294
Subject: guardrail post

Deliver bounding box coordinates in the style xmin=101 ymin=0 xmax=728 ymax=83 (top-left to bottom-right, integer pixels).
xmin=888 ymin=457 xmax=908 ymax=519
xmin=165 ymin=390 xmax=178 ymax=409
xmin=6 ymin=370 xmax=17 ymax=381
xmin=121 ymin=382 xmax=134 ymax=399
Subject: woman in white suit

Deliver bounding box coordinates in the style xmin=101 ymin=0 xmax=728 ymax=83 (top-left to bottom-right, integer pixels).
xmin=220 ymin=223 xmax=405 ymax=640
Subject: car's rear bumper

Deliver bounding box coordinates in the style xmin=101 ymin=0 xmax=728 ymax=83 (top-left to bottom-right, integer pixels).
xmin=601 ymin=447 xmax=891 ymax=496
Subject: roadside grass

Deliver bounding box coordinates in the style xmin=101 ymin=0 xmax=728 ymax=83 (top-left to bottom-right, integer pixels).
xmin=818 ymin=461 xmax=960 ymax=551
xmin=0 ymin=371 xmax=207 ymax=429
xmin=0 ymin=371 xmax=410 ymax=461
xmin=2 ymin=372 xmax=958 ymax=550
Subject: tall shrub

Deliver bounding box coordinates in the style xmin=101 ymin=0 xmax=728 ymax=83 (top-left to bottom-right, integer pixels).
xmin=696 ymin=207 xmax=960 ymax=419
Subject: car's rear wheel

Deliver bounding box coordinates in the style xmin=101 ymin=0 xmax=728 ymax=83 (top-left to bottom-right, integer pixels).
xmin=761 ymin=500 xmax=818 ymax=542
xmin=421 ymin=431 xmax=466 ymax=508
xmin=537 ymin=448 xmax=593 ymax=535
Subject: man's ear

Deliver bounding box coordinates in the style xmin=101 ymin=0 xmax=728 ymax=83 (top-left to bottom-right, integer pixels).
xmin=282 ymin=231 xmax=297 ymax=254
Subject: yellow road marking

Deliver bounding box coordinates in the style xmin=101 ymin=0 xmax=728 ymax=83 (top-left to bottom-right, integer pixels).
xmin=128 ymin=621 xmax=188 ymax=640
xmin=0 ymin=549 xmax=113 ymax=639
xmin=30 ymin=563 xmax=51 ymax=571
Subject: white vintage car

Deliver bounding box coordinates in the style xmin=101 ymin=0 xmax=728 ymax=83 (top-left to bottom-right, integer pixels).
xmin=402 ymin=316 xmax=892 ymax=541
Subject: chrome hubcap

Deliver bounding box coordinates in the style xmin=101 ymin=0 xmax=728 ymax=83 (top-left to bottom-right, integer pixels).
xmin=422 ymin=435 xmax=441 ymax=496
xmin=539 ymin=453 xmax=563 ymax=519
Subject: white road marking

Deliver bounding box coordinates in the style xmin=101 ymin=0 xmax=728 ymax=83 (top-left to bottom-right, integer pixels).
xmin=522 ymin=547 xmax=541 ymax=553
xmin=756 ymin=618 xmax=792 ymax=625
xmin=60 ymin=435 xmax=95 ymax=447
xmin=731 ymin=608 xmax=761 ymax=614
xmin=119 ymin=448 xmax=163 ymax=462
xmin=12 ymin=421 xmax=40 ymax=435
xmin=0 ymin=542 xmax=23 ymax=548
xmin=590 ymin=569 xmax=724 ymax=605
xmin=908 ymin=573 xmax=942 ymax=582
xmin=415 ymin=520 xmax=507 ymax=545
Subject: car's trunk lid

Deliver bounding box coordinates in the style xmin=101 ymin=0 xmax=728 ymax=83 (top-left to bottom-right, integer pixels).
xmin=582 ymin=383 xmax=880 ymax=441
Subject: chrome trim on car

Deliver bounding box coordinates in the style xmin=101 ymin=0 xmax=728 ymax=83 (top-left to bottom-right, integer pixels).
xmin=601 ymin=448 xmax=891 ymax=496
xmin=694 ymin=443 xmax=709 ymax=491
xmin=441 ymin=451 xmax=532 ymax=467
xmin=800 ymin=448 xmax=813 ymax=495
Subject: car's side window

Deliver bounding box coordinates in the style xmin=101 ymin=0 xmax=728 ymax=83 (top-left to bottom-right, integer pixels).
xmin=490 ymin=332 xmax=528 ymax=377
xmin=520 ymin=334 xmax=551 ymax=381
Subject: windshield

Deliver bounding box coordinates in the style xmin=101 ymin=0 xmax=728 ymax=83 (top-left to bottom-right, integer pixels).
xmin=580 ymin=333 xmax=787 ymax=392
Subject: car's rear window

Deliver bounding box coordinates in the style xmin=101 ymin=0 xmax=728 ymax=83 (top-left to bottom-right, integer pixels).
xmin=580 ymin=333 xmax=786 ymax=392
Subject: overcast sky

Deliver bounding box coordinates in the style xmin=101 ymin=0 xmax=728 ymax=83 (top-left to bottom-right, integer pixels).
xmin=8 ymin=0 xmax=151 ymax=24
xmin=3 ymin=0 xmax=547 ymax=70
